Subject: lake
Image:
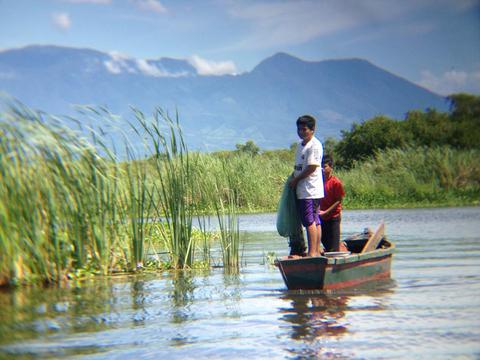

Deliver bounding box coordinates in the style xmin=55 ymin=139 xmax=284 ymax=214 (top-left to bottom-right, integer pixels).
xmin=0 ymin=207 xmax=479 ymax=359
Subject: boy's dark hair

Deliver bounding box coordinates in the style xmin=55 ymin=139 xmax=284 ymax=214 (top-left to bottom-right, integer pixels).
xmin=323 ymin=155 xmax=333 ymax=167
xmin=296 ymin=115 xmax=316 ymax=130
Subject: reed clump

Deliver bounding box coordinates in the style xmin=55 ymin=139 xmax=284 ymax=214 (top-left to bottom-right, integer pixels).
xmin=0 ymin=104 xmax=243 ymax=286
xmin=1 ymin=105 xmax=123 ymax=284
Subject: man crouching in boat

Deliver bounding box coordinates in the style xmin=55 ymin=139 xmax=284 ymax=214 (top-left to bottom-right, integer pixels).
xmin=320 ymin=155 xmax=346 ymax=252
xmin=289 ymin=115 xmax=325 ymax=257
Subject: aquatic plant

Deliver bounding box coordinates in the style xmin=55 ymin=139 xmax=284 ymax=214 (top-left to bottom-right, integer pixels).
xmin=211 ymin=159 xmax=241 ymax=273
xmin=134 ymin=108 xmax=197 ymax=269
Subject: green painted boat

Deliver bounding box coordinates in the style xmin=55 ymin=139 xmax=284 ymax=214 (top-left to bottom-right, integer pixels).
xmin=275 ymin=223 xmax=394 ymax=290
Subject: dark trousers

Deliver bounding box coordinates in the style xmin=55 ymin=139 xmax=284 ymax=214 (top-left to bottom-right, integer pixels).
xmin=321 ymin=216 xmax=341 ymax=252
xmin=288 ymin=224 xmax=306 ymax=256
xmin=289 ymin=196 xmax=307 ymax=256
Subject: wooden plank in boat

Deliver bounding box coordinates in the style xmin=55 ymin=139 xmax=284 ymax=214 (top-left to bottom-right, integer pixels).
xmin=361 ymin=222 xmax=385 ymax=253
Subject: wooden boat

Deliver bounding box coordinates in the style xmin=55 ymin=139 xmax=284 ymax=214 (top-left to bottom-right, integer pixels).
xmin=275 ymin=222 xmax=394 ymax=290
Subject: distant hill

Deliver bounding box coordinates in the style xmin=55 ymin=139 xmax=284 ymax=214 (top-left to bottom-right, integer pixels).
xmin=0 ymin=45 xmax=448 ymax=151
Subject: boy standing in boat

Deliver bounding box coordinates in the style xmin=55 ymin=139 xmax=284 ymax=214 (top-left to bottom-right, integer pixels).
xmin=289 ymin=115 xmax=324 ymax=257
xmin=320 ymin=155 xmax=345 ymax=252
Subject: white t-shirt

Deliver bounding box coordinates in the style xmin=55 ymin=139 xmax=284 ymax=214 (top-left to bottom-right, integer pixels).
xmin=293 ymin=137 xmax=324 ymax=199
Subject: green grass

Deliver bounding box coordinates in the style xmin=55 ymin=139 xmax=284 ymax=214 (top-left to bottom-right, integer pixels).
xmin=338 ymin=146 xmax=480 ymax=208
xmin=205 ymin=145 xmax=480 ymax=211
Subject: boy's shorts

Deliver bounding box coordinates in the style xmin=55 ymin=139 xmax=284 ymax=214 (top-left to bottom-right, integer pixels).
xmin=298 ymin=198 xmax=321 ymax=227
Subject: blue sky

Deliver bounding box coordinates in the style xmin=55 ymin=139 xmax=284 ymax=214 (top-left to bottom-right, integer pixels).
xmin=1 ymin=0 xmax=479 ymax=95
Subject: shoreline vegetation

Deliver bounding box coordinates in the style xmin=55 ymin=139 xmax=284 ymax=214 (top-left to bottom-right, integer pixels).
xmin=1 ymin=95 xmax=479 ymax=286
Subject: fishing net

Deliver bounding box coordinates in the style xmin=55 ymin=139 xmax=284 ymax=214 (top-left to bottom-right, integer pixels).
xmin=276 ymin=176 xmax=303 ymax=237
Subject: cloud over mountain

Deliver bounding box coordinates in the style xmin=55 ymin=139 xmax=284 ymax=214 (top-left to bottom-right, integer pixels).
xmin=52 ymin=12 xmax=72 ymax=31
xmin=420 ymin=68 xmax=480 ymax=95
xmin=188 ymin=55 xmax=237 ymax=76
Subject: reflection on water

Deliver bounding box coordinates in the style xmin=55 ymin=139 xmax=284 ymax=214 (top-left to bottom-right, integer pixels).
xmin=281 ymin=293 xmax=349 ymax=340
xmin=171 ymin=272 xmax=196 ymax=309
xmin=279 ymin=280 xmax=396 ymax=359
xmin=0 ymin=207 xmax=479 ymax=359
xmin=280 ymin=293 xmax=351 ymax=359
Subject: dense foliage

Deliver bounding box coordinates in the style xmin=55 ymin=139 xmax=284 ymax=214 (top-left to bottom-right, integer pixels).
xmin=329 ymin=94 xmax=480 ymax=168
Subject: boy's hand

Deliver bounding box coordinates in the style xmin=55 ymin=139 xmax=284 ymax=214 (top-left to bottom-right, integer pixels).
xmin=288 ymin=177 xmax=298 ymax=189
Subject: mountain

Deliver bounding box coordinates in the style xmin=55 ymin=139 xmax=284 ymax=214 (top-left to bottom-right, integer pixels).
xmin=0 ymin=45 xmax=448 ymax=151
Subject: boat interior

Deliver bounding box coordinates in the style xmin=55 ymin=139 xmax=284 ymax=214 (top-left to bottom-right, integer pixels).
xmin=342 ymin=231 xmax=391 ymax=254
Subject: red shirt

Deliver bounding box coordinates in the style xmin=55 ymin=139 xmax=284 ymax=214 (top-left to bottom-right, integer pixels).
xmin=320 ymin=175 xmax=345 ymax=221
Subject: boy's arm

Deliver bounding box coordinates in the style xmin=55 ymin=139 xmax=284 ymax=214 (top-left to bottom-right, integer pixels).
xmin=288 ymin=165 xmax=318 ymax=189
xmin=319 ymin=199 xmax=342 ymax=218
xmin=320 ymin=181 xmax=345 ymax=218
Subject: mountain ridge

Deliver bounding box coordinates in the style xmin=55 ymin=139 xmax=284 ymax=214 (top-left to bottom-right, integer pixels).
xmin=0 ymin=45 xmax=448 ymax=150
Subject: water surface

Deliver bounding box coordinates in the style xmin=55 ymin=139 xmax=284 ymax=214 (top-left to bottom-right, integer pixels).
xmin=1 ymin=207 xmax=479 ymax=359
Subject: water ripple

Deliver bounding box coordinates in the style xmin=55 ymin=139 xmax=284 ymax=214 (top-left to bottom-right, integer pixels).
xmin=0 ymin=207 xmax=479 ymax=359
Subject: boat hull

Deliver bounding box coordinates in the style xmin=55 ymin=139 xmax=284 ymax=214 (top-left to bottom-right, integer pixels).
xmin=276 ymin=239 xmax=394 ymax=290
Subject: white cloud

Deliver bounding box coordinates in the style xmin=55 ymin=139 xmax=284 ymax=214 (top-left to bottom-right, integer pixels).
xmin=419 ymin=68 xmax=480 ymax=95
xmin=103 ymin=61 xmax=122 ymax=74
xmin=104 ymin=52 xmax=190 ymax=77
xmin=52 ymin=12 xmax=71 ymax=31
xmin=104 ymin=52 xmax=137 ymax=74
xmin=105 ymin=53 xmax=237 ymax=77
xmin=60 ymin=0 xmax=111 ymax=4
xmin=188 ymin=55 xmax=237 ymax=76
xmin=222 ymin=97 xmax=237 ymax=105
xmin=225 ymin=0 xmax=418 ymax=49
xmin=135 ymin=59 xmax=188 ymax=77
xmin=131 ymin=0 xmax=167 ymax=14
xmin=135 ymin=59 xmax=167 ymax=77
xmin=224 ymin=0 xmax=479 ymax=49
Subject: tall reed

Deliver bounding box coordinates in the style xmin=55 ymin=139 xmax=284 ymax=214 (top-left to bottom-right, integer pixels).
xmin=0 ymin=104 xmax=127 ymax=283
xmin=121 ymin=158 xmax=153 ymax=269
xmin=0 ymin=101 xmax=251 ymax=284
xmin=211 ymin=159 xmax=241 ymax=272
xmin=134 ymin=109 xmax=197 ymax=269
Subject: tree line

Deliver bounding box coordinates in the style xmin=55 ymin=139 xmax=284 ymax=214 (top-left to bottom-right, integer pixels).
xmin=327 ymin=93 xmax=480 ymax=168
xmin=234 ymin=93 xmax=480 ymax=169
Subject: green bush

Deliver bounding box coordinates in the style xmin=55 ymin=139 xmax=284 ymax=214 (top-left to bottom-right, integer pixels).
xmin=333 ymin=93 xmax=480 ymax=169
